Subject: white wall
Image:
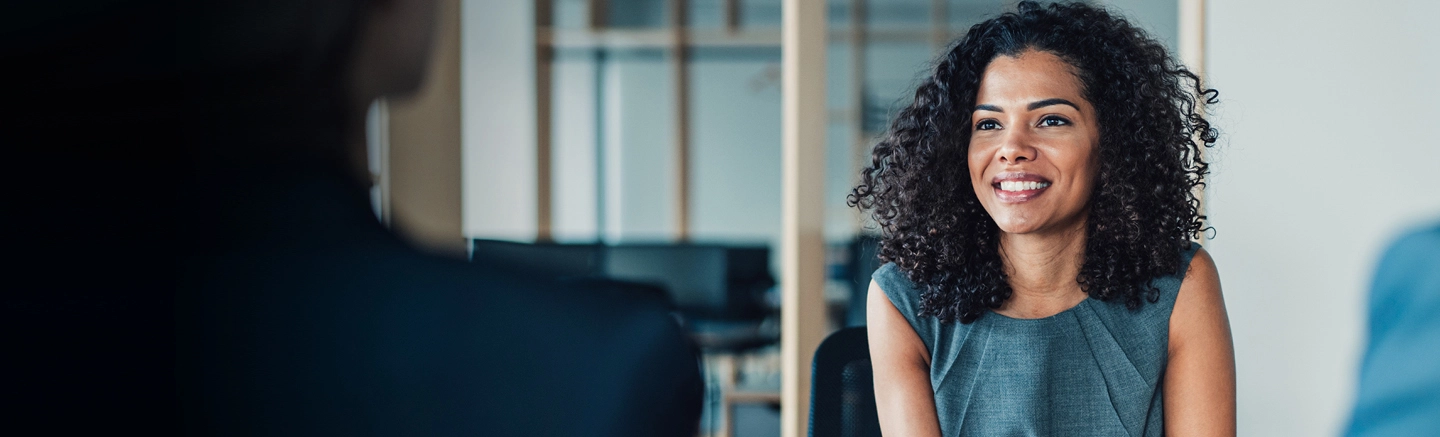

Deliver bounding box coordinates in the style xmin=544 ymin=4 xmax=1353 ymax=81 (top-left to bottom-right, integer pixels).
xmin=1206 ymin=0 xmax=1440 ymax=434
xmin=602 ymin=50 xmax=678 ymax=242
xmin=551 ymin=50 xmax=601 ymax=242
xmin=690 ymin=50 xmax=784 ymax=244
xmin=460 ymin=0 xmax=538 ymax=241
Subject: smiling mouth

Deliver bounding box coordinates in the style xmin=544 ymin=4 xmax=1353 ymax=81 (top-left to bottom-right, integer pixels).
xmin=996 ymin=180 xmax=1051 ymax=192
xmin=991 ymin=174 xmax=1052 ymax=203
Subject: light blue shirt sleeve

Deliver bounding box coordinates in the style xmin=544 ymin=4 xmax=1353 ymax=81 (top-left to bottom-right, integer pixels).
xmin=1346 ymin=223 xmax=1440 ymax=437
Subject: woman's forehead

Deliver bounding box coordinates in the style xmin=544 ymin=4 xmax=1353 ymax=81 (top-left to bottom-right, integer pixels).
xmin=975 ymin=50 xmax=1088 ymax=109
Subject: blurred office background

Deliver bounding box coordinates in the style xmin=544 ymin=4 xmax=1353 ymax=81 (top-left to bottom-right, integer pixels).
xmin=365 ymin=0 xmax=1440 ymax=436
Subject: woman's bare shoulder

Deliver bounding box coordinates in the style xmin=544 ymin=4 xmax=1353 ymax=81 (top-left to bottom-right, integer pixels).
xmin=1171 ymin=246 xmax=1229 ymax=351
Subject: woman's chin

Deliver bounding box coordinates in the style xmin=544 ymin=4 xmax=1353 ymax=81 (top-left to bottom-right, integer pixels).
xmin=998 ymin=227 xmax=1046 ymax=236
xmin=993 ymin=218 xmax=1045 ymax=235
xmin=993 ymin=212 xmax=1089 ymax=237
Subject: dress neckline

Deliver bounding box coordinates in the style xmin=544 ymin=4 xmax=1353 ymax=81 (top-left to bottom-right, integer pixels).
xmin=986 ymin=296 xmax=1090 ymax=322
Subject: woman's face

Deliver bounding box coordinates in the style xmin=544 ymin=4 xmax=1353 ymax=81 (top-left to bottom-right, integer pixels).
xmin=968 ymin=49 xmax=1100 ymax=236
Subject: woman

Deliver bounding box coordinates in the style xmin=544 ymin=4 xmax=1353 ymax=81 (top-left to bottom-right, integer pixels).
xmin=848 ymin=2 xmax=1234 ymax=436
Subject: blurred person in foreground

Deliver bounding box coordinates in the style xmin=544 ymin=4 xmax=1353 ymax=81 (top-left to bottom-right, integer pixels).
xmin=6 ymin=0 xmax=177 ymax=432
xmin=1346 ymin=223 xmax=1440 ymax=436
xmin=176 ymin=0 xmax=702 ymax=435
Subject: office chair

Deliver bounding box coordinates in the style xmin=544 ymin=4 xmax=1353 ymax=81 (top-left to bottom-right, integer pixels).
xmin=808 ymin=326 xmax=881 ymax=437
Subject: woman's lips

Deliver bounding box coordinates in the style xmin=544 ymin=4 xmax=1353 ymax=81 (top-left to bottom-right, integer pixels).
xmin=991 ymin=173 xmax=1052 ymax=203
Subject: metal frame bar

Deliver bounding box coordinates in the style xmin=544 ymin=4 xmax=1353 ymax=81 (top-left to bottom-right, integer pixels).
xmin=671 ymin=0 xmax=692 ymax=242
xmin=931 ymin=0 xmax=948 ymax=49
xmin=850 ymin=0 xmax=868 ymax=221
xmin=588 ymin=0 xmax=608 ymax=30
xmin=535 ymin=0 xmax=555 ymax=242
xmin=724 ymin=0 xmax=739 ymax=33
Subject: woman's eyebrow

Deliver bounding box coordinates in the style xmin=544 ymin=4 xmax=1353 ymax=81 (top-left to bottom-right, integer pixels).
xmin=973 ymin=99 xmax=1079 ymax=113
xmin=1028 ymin=98 xmax=1080 ymax=111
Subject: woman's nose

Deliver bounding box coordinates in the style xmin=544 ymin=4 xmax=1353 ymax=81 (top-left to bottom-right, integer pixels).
xmin=997 ymin=129 xmax=1037 ymax=164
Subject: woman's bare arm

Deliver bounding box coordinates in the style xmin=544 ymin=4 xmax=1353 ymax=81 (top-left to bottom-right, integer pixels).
xmin=1164 ymin=248 xmax=1237 ymax=436
xmin=867 ymin=280 xmax=944 ymax=436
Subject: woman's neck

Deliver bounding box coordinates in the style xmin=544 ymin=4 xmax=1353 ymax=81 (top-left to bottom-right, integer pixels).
xmin=994 ymin=219 xmax=1088 ymax=318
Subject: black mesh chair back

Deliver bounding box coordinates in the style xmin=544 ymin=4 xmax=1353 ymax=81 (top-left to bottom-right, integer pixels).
xmin=809 ymin=326 xmax=881 ymax=437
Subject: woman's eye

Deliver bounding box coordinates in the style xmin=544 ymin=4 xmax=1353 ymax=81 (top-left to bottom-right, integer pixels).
xmin=976 ymin=120 xmax=1000 ymax=130
xmin=1039 ymin=116 xmax=1070 ymax=127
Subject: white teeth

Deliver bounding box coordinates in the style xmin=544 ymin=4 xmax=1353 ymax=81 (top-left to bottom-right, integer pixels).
xmin=998 ymin=181 xmax=1050 ymax=192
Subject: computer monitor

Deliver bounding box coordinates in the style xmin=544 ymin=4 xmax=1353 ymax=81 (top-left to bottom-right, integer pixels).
xmin=471 ymin=240 xmax=775 ymax=321
xmin=469 ymin=239 xmax=603 ymax=279
xmin=603 ymin=245 xmax=729 ymax=316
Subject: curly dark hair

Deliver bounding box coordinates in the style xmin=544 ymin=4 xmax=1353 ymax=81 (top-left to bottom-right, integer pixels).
xmin=848 ymin=1 xmax=1218 ymax=324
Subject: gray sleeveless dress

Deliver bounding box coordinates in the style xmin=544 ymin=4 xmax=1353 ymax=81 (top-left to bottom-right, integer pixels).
xmin=872 ymin=242 xmax=1200 ymax=437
